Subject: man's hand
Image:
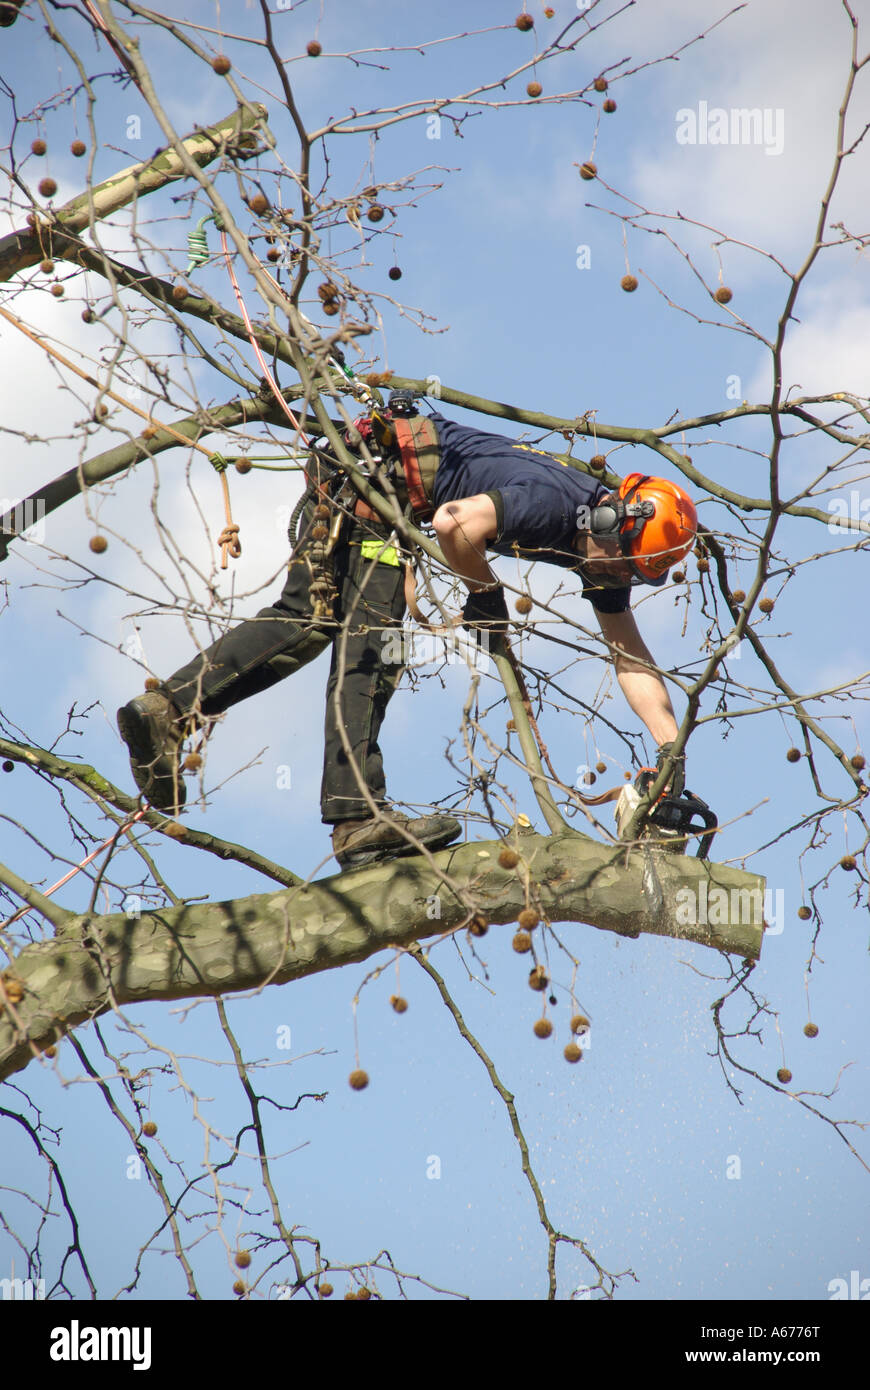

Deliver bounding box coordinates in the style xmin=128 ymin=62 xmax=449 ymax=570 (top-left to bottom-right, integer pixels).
xmin=656 ymin=741 xmax=686 ymax=797
xmin=462 ymin=585 xmax=509 ymax=639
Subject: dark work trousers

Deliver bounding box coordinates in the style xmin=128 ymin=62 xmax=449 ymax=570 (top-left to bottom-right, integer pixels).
xmin=165 ymin=502 xmax=407 ymax=824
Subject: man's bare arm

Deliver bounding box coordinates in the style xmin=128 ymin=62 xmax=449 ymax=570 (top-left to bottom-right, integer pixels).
xmin=595 ymin=607 xmax=679 ymax=748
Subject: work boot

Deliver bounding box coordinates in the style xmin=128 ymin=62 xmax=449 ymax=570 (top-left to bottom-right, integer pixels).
xmin=117 ymin=690 xmax=186 ymax=813
xmin=332 ymin=808 xmax=462 ymax=869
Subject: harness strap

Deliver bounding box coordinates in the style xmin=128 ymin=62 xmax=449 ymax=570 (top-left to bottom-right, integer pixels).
xmin=393 ymin=415 xmax=440 ymax=518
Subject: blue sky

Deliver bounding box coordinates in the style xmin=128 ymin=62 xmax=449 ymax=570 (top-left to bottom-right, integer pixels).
xmin=1 ymin=0 xmax=868 ymax=1302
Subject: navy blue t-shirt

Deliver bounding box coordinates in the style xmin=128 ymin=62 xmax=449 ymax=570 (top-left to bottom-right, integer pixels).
xmin=428 ymin=411 xmax=630 ymax=613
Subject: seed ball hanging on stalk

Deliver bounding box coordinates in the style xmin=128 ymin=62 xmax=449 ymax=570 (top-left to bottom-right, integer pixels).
xmin=621 ymin=275 xmax=638 ymax=292
xmin=348 ymin=1069 xmax=369 ymax=1090
xmin=212 ymin=55 xmax=231 ymax=74
xmin=776 ymin=1067 xmax=792 ymax=1085
xmin=714 ymin=286 xmax=733 ymax=304
xmin=38 ymin=177 xmax=57 ymax=198
xmin=307 ymin=40 xmax=322 ymax=56
xmin=564 ymin=1042 xmax=583 ymax=1063
xmin=579 ymin=162 xmax=597 ymax=180
xmin=528 ymin=965 xmax=548 ymax=992
xmin=533 ymin=1018 xmax=553 ymax=1039
xmin=70 ymin=139 xmax=86 ymax=157
xmin=526 ymin=81 xmax=542 ymax=98
xmin=515 ymin=12 xmax=534 ymax=30
xmin=803 ymin=1023 xmax=819 ymax=1038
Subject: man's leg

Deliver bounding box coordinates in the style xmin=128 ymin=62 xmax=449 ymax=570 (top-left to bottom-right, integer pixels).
xmin=117 ymin=499 xmax=334 ymax=810
xmin=322 ymin=523 xmax=461 ymax=868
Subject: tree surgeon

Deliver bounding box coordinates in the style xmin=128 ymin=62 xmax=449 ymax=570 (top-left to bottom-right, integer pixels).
xmin=116 ymin=393 xmax=698 ymax=869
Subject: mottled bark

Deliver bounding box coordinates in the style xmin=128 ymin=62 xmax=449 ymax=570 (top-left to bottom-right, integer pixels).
xmin=0 ymin=831 xmax=766 ymax=1083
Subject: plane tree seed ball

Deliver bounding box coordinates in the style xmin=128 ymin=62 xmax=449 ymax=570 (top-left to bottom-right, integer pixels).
xmin=142 ymin=1120 xmax=157 ymax=1137
xmin=564 ymin=1042 xmax=582 ymax=1063
xmin=696 ymin=557 xmax=709 ymax=573
xmin=570 ymin=1014 xmax=590 ymax=1034
xmin=671 ymin=570 xmax=685 ymax=583
xmin=515 ymin=13 xmax=534 ymax=30
xmin=307 ymin=40 xmax=322 ymax=56
xmin=40 ymin=258 xmax=54 ymax=273
xmin=389 ymin=995 xmax=408 ymax=1013
xmin=267 ymin=247 xmax=281 ymax=262
xmin=31 ymin=138 xmax=47 ymax=155
xmin=512 ymin=931 xmax=532 ymax=953
xmin=356 ymin=1287 xmax=372 ymax=1301
xmin=2 ymin=761 xmax=13 ymax=773
xmin=731 ymin=589 xmax=746 ymax=603
xmin=840 ymin=854 xmax=857 ymax=871
xmin=183 ymin=752 xmax=202 ymax=772
xmin=603 ymin=99 xmax=617 ymax=113
xmin=797 ymin=905 xmax=811 ymax=920
xmin=498 ymin=846 xmax=520 ymax=869
xmin=803 ymin=1023 xmax=819 ymax=1038
xmin=212 ymin=55 xmax=231 ymax=74
xmin=39 ymin=177 xmax=57 ymax=197
xmin=89 ymin=535 xmax=108 ymax=553
xmin=232 ymin=1281 xmax=246 ymax=1295
xmin=528 ymin=965 xmax=548 ymax=991
xmin=249 ymin=193 xmax=268 ymax=214
xmin=850 ymin=754 xmax=865 ymax=771
xmin=714 ymin=287 xmax=733 ymax=304
xmin=469 ymin=915 xmax=488 ymax=937
xmin=526 ymin=81 xmax=542 ymax=98
xmin=579 ymin=162 xmax=597 ymax=180
xmin=595 ymin=761 xmax=607 ymax=774
xmin=776 ymin=1068 xmax=792 ymax=1085
xmin=144 ymin=677 xmax=162 ymax=691
xmin=317 ymin=1283 xmax=334 ymax=1298
xmin=593 ymin=77 xmax=608 ymax=92
xmin=588 ymin=454 xmax=607 ymax=470
xmin=786 ymin=748 xmax=801 ymax=763
xmin=367 ymin=204 xmax=385 ymax=223
xmin=234 ymin=1250 xmax=251 ymax=1269
xmin=515 ymin=594 xmax=533 ymax=614
xmin=533 ymin=1018 xmax=553 ymax=1039
xmin=50 ymin=282 xmax=64 ymax=297
xmin=71 ymin=139 xmax=87 ymax=156
xmin=758 ymin=597 xmax=774 ymax=614
xmin=518 ymin=908 xmax=539 ymax=930
xmin=388 ymin=266 xmax=402 ymax=280
xmin=348 ymin=1069 xmax=369 ymax=1090
xmin=621 ymin=275 xmax=638 ymax=292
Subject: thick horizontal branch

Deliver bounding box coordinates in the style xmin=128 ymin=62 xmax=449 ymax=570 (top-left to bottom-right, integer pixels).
xmin=0 ymin=830 xmax=766 ymax=1082
xmin=0 ymin=104 xmax=268 ymax=284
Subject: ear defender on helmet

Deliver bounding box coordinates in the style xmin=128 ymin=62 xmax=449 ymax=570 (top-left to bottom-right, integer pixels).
xmin=586 ymin=474 xmax=698 ymax=584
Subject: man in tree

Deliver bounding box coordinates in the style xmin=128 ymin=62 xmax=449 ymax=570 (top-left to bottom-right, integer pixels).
xmin=116 ymin=401 xmax=698 ymax=868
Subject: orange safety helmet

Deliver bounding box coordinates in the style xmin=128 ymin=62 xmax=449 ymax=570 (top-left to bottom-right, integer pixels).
xmin=590 ymin=473 xmax=698 ymax=585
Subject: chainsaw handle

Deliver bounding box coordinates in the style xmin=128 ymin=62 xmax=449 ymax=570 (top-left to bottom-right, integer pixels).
xmin=672 ymin=791 xmax=718 ymax=861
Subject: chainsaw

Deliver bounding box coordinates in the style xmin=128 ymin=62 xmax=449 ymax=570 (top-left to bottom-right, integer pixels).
xmin=614 ymin=768 xmax=718 ymax=860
